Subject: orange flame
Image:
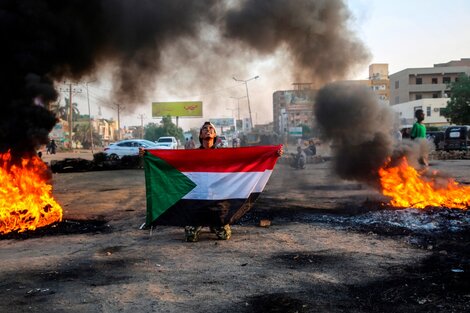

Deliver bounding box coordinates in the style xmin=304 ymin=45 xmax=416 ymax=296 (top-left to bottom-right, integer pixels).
xmin=379 ymin=157 xmax=469 ymax=209
xmin=0 ymin=151 xmax=62 ymax=234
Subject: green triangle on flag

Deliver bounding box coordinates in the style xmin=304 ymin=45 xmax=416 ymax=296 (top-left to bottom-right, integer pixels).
xmin=144 ymin=152 xmax=196 ymax=226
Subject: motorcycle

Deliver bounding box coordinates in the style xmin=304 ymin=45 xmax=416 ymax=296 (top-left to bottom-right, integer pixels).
xmin=290 ymin=148 xmax=306 ymax=170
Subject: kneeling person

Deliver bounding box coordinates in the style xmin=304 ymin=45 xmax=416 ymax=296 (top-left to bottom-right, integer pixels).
xmin=184 ymin=121 xmax=231 ymax=242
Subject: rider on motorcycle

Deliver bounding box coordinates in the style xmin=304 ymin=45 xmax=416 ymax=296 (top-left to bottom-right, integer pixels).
xmin=291 ymin=146 xmax=306 ymax=169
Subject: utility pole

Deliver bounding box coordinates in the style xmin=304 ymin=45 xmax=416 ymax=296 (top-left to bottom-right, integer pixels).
xmin=85 ymin=81 xmax=96 ymax=154
xmin=69 ymin=83 xmax=73 ymax=147
xmin=115 ymin=103 xmax=122 ymax=140
xmin=137 ymin=114 xmax=146 ymax=138
xmin=108 ymin=102 xmax=125 ymax=141
xmin=59 ymin=82 xmax=82 ymax=150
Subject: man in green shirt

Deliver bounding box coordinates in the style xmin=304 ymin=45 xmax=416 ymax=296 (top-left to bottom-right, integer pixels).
xmin=410 ymin=109 xmax=429 ymax=166
xmin=411 ymin=109 xmax=426 ymax=139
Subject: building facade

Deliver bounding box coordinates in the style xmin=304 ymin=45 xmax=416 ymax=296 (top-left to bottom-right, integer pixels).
xmin=390 ymin=98 xmax=449 ymax=128
xmin=272 ymin=83 xmax=316 ymax=138
xmin=389 ymin=58 xmax=470 ymax=105
xmin=339 ymin=64 xmax=390 ymax=105
xmin=369 ymin=63 xmax=390 ymax=103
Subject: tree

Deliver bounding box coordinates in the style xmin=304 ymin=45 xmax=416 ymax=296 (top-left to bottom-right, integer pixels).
xmin=73 ymin=123 xmax=102 ymax=149
xmin=443 ymin=74 xmax=470 ymax=125
xmin=50 ymin=99 xmax=67 ymax=120
xmin=144 ymin=116 xmax=184 ymax=142
xmin=64 ymin=98 xmax=80 ymax=121
xmin=144 ymin=122 xmax=164 ymax=141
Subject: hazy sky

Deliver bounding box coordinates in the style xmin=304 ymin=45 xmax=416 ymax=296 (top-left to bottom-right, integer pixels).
xmin=348 ymin=0 xmax=470 ymax=76
xmin=73 ymin=0 xmax=470 ymax=131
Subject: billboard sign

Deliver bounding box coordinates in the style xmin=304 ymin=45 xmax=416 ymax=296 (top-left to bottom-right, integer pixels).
xmin=284 ymin=91 xmax=312 ymax=105
xmin=152 ymin=101 xmax=203 ymax=117
xmin=209 ymin=118 xmax=235 ymax=127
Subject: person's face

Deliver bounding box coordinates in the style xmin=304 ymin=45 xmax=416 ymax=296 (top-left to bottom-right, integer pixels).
xmin=200 ymin=124 xmax=216 ymax=140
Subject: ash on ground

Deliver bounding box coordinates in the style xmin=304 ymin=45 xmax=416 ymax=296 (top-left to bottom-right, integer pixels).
xmin=311 ymin=207 xmax=470 ymax=235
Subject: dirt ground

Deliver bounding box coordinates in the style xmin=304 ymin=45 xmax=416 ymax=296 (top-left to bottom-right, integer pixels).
xmin=0 ymin=150 xmax=469 ymax=313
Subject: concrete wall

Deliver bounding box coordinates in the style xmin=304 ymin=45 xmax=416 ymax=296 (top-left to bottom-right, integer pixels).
xmin=391 ymin=98 xmax=449 ymax=127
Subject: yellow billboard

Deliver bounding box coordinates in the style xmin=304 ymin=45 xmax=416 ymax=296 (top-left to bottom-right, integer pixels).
xmin=152 ymin=101 xmax=203 ymax=117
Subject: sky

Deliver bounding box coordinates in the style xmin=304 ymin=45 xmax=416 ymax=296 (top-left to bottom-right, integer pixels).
xmin=70 ymin=0 xmax=470 ymax=132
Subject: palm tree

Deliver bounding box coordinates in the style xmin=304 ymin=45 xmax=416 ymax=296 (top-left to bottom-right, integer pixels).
xmin=64 ymin=97 xmax=80 ymax=121
xmin=50 ymin=96 xmax=67 ymax=120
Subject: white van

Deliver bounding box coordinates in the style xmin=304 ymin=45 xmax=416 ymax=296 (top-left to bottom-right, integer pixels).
xmin=156 ymin=136 xmax=178 ymax=149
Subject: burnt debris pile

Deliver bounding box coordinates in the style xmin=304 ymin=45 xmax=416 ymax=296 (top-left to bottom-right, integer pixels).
xmin=50 ymin=153 xmax=142 ymax=173
xmin=0 ymin=219 xmax=111 ymax=240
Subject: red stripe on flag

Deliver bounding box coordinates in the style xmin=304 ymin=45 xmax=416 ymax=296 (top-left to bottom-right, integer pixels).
xmin=146 ymin=145 xmax=281 ymax=172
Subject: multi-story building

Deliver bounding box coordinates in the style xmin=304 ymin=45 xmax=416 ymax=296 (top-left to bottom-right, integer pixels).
xmin=369 ymin=63 xmax=390 ymax=103
xmin=389 ymin=58 xmax=470 ymax=105
xmin=272 ymin=64 xmax=390 ymax=138
xmin=342 ymin=64 xmax=390 ymax=104
xmin=272 ymin=83 xmax=316 ymax=138
xmin=95 ymin=118 xmax=119 ymax=144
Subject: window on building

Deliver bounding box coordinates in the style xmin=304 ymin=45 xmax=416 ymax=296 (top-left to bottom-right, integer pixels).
xmin=395 ymin=96 xmax=399 ymax=104
xmin=439 ymin=108 xmax=446 ymax=116
xmin=455 ymin=77 xmax=460 ymax=82
xmin=443 ymin=77 xmax=451 ymax=84
xmin=395 ymin=81 xmax=399 ymax=89
xmin=432 ymin=78 xmax=438 ymax=84
xmin=432 ymin=93 xmax=439 ymax=98
xmin=426 ymin=106 xmax=431 ymax=117
xmin=416 ymin=77 xmax=422 ymax=84
xmin=416 ymin=94 xmax=422 ymax=100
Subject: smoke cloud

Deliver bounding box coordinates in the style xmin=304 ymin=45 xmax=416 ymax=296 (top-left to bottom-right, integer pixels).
xmin=314 ymin=83 xmax=434 ymax=187
xmin=1 ymin=0 xmax=368 ymax=155
xmin=314 ymin=83 xmax=394 ymax=186
xmin=224 ymin=0 xmax=369 ymax=84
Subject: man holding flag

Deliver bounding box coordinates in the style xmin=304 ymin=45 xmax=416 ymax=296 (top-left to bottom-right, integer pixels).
xmin=141 ymin=121 xmax=283 ymax=242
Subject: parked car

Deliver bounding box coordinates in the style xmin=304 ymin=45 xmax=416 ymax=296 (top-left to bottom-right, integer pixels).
xmin=216 ymin=135 xmax=229 ymax=148
xmin=444 ymin=126 xmax=470 ymax=151
xmin=156 ymin=136 xmax=178 ymax=149
xmin=426 ymin=131 xmax=445 ymax=150
xmin=104 ymin=139 xmax=158 ymax=159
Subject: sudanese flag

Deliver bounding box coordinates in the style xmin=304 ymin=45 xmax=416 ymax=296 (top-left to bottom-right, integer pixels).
xmin=143 ymin=145 xmax=281 ymax=227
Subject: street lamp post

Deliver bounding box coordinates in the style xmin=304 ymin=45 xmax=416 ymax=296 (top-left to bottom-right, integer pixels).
xmin=233 ymin=75 xmax=259 ymax=130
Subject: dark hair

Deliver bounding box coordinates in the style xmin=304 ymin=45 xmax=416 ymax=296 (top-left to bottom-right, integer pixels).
xmin=415 ymin=109 xmax=424 ymax=119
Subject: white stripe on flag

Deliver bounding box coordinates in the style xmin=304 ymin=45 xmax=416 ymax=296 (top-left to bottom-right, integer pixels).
xmin=182 ymin=170 xmax=273 ymax=200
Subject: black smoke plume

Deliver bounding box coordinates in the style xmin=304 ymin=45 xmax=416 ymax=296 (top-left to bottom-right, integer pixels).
xmin=224 ymin=0 xmax=369 ymax=84
xmin=1 ymin=0 xmax=368 ymax=156
xmin=314 ymin=83 xmax=395 ymax=187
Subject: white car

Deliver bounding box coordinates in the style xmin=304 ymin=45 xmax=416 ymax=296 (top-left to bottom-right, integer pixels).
xmin=104 ymin=139 xmax=158 ymax=159
xmin=156 ymin=136 xmax=178 ymax=149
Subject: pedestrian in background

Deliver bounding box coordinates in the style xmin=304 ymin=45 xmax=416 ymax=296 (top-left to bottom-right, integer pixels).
xmin=410 ymin=109 xmax=429 ymax=167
